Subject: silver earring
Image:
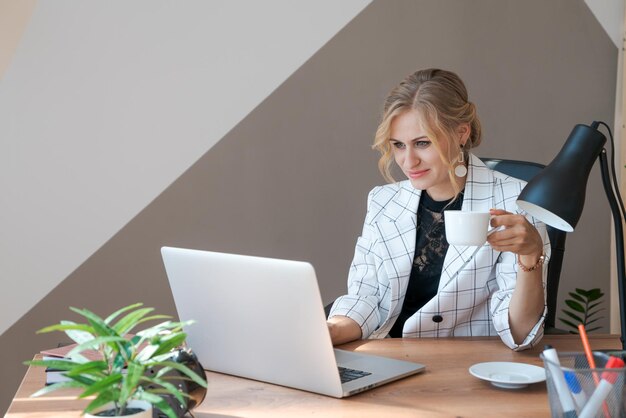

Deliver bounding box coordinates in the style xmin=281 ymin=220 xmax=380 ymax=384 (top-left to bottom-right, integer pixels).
xmin=454 ymin=147 xmax=467 ymax=177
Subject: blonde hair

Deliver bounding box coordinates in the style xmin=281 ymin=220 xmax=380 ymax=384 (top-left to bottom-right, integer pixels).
xmin=373 ymin=68 xmax=482 ymax=197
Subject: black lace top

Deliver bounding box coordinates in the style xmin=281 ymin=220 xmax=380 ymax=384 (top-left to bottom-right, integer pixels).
xmin=388 ymin=190 xmax=463 ymax=337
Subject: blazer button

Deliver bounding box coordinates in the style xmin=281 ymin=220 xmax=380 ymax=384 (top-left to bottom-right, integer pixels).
xmin=432 ymin=315 xmax=443 ymax=323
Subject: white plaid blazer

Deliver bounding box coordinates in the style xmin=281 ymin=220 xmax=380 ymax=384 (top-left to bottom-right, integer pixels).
xmin=330 ymin=154 xmax=551 ymax=351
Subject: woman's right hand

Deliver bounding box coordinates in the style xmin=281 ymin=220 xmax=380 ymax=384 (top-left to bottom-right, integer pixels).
xmin=327 ymin=316 xmax=362 ymax=346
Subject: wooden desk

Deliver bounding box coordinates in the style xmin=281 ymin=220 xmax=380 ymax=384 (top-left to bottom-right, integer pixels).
xmin=6 ymin=335 xmax=622 ymax=418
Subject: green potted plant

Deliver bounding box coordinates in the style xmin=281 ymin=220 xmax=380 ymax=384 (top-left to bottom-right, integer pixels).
xmin=25 ymin=302 xmax=207 ymax=418
xmin=559 ymin=288 xmax=605 ymax=333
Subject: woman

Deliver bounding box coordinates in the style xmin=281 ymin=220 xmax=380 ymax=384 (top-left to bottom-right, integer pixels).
xmin=327 ymin=69 xmax=550 ymax=351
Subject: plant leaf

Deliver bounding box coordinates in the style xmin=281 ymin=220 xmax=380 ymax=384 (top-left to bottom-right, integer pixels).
xmin=119 ymin=361 xmax=145 ymax=406
xmin=24 ymin=361 xmax=100 ymax=385
xmin=565 ymin=300 xmax=585 ymax=313
xmin=30 ymin=380 xmax=86 ymax=397
xmin=568 ymin=293 xmax=585 ymax=303
xmin=113 ymin=352 xmax=127 ymax=371
xmin=562 ymin=310 xmax=584 ymax=324
xmin=588 ymin=302 xmax=604 ymax=311
xmin=575 ymin=288 xmax=590 ymax=297
xmin=65 ymin=361 xmax=108 ymax=377
xmin=78 ymin=374 xmax=123 ymax=398
xmin=140 ymin=375 xmax=186 ymax=406
xmin=36 ymin=323 xmax=94 ymax=335
xmin=25 ymin=359 xmax=81 ymax=370
xmin=104 ymin=303 xmax=144 ymax=325
xmin=136 ymin=344 xmax=159 ymax=363
xmin=66 ymin=373 xmax=99 ymax=387
xmin=559 ymin=318 xmax=581 ymax=331
xmin=84 ymin=389 xmax=119 ymax=414
xmin=60 ymin=320 xmax=96 ymax=344
xmin=587 ymin=309 xmax=605 ymax=319
xmin=587 ymin=288 xmax=604 ymax=301
xmin=155 ymin=366 xmax=173 ymax=379
xmin=112 ymin=308 xmax=155 ymax=336
xmin=67 ymin=335 xmax=128 ymax=360
xmin=136 ymin=321 xmax=174 ymax=339
xmin=151 ymin=361 xmax=207 ymax=388
xmin=134 ymin=315 xmax=173 ymax=328
xmin=69 ymin=306 xmax=116 ymax=338
xmin=151 ymin=333 xmax=187 ymax=358
xmin=67 ymin=351 xmax=91 ymax=364
xmin=136 ymin=320 xmax=194 ymax=341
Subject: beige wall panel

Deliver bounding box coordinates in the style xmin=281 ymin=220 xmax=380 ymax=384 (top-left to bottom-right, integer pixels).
xmin=1 ymin=0 xmax=617 ymax=413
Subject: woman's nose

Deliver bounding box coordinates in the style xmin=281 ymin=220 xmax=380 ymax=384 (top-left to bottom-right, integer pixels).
xmin=404 ymin=149 xmax=420 ymax=168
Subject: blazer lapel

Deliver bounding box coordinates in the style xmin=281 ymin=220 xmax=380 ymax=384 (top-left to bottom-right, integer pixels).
xmin=439 ymin=155 xmax=495 ymax=291
xmin=374 ymin=182 xmax=421 ymax=310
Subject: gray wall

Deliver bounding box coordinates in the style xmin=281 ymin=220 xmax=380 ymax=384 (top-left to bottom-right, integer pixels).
xmin=0 ymin=0 xmax=617 ymax=414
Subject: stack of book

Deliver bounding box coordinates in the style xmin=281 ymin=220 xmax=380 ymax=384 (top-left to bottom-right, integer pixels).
xmin=40 ymin=344 xmax=104 ymax=385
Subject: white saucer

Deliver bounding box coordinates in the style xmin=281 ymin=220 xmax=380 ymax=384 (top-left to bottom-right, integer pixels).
xmin=469 ymin=362 xmax=546 ymax=389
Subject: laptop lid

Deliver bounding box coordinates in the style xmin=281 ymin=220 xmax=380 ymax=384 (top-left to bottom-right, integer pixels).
xmin=161 ymin=246 xmax=424 ymax=398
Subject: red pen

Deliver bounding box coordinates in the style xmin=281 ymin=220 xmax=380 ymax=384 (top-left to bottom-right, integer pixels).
xmin=579 ymin=356 xmax=625 ymax=418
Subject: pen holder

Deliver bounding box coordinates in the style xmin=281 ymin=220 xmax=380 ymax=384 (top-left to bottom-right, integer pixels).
xmin=541 ymin=351 xmax=626 ymax=418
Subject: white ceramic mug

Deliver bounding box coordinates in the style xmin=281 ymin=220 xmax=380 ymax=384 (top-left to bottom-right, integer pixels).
xmin=444 ymin=210 xmax=491 ymax=246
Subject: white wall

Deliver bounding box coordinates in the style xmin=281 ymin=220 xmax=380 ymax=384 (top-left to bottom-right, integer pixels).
xmin=585 ymin=0 xmax=624 ymax=48
xmin=585 ymin=0 xmax=625 ymax=333
xmin=0 ymin=0 xmax=371 ymax=335
xmin=0 ymin=0 xmax=37 ymax=79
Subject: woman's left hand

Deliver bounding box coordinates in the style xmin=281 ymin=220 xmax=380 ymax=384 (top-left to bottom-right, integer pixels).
xmin=487 ymin=209 xmax=543 ymax=257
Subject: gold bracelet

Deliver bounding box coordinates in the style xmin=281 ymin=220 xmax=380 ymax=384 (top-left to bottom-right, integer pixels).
xmin=517 ymin=252 xmax=546 ymax=272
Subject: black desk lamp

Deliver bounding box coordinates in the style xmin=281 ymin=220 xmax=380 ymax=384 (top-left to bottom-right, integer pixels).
xmin=516 ymin=122 xmax=626 ymax=349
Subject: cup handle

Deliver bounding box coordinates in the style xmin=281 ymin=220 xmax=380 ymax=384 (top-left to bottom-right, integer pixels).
xmin=487 ymin=225 xmax=504 ymax=236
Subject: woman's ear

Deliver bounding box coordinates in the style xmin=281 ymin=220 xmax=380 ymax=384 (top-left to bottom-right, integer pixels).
xmin=457 ymin=123 xmax=471 ymax=146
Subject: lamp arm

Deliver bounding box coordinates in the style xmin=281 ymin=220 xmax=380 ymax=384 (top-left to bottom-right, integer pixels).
xmin=599 ymin=150 xmax=626 ymax=349
xmin=597 ymin=121 xmax=626 ymax=221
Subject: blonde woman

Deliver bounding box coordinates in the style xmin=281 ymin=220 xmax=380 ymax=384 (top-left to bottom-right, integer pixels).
xmin=327 ymin=69 xmax=550 ymax=351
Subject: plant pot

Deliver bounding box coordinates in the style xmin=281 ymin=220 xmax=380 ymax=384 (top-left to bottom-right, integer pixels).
xmin=84 ymin=400 xmax=152 ymax=418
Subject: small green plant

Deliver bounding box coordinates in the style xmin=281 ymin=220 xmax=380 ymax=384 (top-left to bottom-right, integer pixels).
xmin=559 ymin=288 xmax=605 ymax=333
xmin=25 ymin=303 xmax=207 ymax=418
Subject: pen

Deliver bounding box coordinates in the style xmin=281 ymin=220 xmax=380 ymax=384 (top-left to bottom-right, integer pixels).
xmin=543 ymin=345 xmax=578 ymax=418
xmin=579 ymin=356 xmax=625 ymax=418
xmin=579 ymin=323 xmax=611 ymax=418
xmin=564 ymin=371 xmax=587 ymax=412
xmin=578 ymin=324 xmax=600 ymax=384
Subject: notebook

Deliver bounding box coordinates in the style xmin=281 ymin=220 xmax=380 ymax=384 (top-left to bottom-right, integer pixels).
xmin=161 ymin=246 xmax=424 ymax=398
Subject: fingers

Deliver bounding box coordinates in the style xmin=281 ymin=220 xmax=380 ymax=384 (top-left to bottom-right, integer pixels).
xmin=489 ymin=209 xmax=527 ymax=229
xmin=489 ymin=208 xmax=509 ymax=216
xmin=488 ymin=208 xmax=543 ymax=255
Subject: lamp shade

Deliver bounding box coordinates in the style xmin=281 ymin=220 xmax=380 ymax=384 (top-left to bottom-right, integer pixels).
xmin=517 ymin=124 xmax=606 ymax=232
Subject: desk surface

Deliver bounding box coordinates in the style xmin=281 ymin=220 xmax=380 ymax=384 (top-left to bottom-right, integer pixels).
xmin=6 ymin=335 xmax=623 ymax=418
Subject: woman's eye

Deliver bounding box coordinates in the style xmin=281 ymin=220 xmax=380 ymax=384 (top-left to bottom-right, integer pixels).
xmin=414 ymin=141 xmax=430 ymax=148
xmin=392 ymin=142 xmax=405 ymax=149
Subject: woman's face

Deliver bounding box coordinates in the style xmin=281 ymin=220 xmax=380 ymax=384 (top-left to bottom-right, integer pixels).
xmin=389 ymin=109 xmax=460 ymax=201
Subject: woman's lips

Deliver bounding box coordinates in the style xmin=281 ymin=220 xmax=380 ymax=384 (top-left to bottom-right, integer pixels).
xmin=407 ymin=169 xmax=429 ymax=179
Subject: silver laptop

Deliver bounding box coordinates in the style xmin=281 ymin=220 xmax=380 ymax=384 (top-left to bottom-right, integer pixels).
xmin=161 ymin=246 xmax=424 ymax=398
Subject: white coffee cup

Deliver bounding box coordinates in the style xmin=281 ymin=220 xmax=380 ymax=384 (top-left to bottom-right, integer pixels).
xmin=444 ymin=211 xmax=491 ymax=246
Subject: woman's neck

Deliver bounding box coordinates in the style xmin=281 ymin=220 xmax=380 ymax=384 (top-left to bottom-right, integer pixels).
xmin=426 ymin=174 xmax=467 ymax=201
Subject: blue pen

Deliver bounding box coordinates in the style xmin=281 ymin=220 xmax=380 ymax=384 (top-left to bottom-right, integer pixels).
xmin=564 ymin=371 xmax=587 ymax=411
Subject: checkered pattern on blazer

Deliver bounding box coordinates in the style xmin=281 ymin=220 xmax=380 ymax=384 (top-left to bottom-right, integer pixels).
xmin=330 ymin=154 xmax=551 ymax=351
